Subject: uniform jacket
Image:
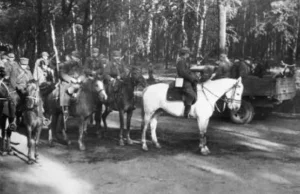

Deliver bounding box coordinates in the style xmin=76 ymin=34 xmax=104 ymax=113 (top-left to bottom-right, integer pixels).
xmin=214 ymin=60 xmax=232 ymax=79
xmin=105 ymin=59 xmax=128 ymax=79
xmin=9 ymin=63 xmax=33 ymax=91
xmin=84 ymin=56 xmax=104 ymax=76
xmin=176 ymin=57 xmax=198 ymax=87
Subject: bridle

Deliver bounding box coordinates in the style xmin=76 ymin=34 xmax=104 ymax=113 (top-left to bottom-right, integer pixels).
xmin=200 ymin=80 xmax=241 ymax=112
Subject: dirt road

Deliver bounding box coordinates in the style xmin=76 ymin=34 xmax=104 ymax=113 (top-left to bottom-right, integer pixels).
xmin=1 ymin=109 xmax=300 ymax=194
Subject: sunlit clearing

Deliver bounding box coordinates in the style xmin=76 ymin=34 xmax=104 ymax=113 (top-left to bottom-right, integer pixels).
xmin=8 ymin=133 xmax=93 ymax=194
xmin=174 ymin=154 xmax=243 ymax=182
xmin=259 ymin=172 xmax=291 ymax=185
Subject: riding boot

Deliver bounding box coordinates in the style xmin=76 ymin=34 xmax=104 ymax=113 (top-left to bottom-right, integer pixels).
xmin=184 ymin=105 xmax=191 ymax=118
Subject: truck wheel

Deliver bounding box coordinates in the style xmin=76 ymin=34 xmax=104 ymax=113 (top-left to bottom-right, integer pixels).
xmin=230 ymin=100 xmax=254 ymax=124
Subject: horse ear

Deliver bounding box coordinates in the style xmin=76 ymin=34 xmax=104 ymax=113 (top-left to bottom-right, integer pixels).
xmin=237 ymin=77 xmax=242 ymax=82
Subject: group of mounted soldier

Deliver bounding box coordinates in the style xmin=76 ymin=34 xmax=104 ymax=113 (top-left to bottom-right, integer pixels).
xmin=0 ymin=48 xmax=129 ymax=133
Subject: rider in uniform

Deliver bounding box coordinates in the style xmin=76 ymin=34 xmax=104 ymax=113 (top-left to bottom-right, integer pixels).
xmin=33 ymin=51 xmax=55 ymax=85
xmin=212 ymin=54 xmax=232 ymax=79
xmin=59 ymin=51 xmax=84 ymax=115
xmin=176 ymin=47 xmax=198 ymax=118
xmin=84 ymin=48 xmax=105 ymax=78
xmin=103 ymin=50 xmax=129 ymax=111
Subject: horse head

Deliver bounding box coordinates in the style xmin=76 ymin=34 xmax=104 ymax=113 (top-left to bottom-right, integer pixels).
xmin=224 ymin=77 xmax=244 ymax=112
xmin=92 ymin=78 xmax=107 ymax=102
xmin=24 ymin=79 xmax=39 ymax=109
xmin=129 ymin=67 xmax=147 ymax=88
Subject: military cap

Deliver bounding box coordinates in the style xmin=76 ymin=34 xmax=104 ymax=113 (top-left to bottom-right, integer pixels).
xmin=179 ymin=47 xmax=190 ymax=55
xmin=20 ymin=57 xmax=29 ymax=65
xmin=41 ymin=51 xmax=49 ymax=57
xmin=8 ymin=53 xmax=15 ymax=58
xmin=1 ymin=55 xmax=8 ymax=60
xmin=92 ymin=48 xmax=99 ymax=54
xmin=112 ymin=50 xmax=121 ymax=58
xmin=71 ymin=51 xmax=80 ymax=58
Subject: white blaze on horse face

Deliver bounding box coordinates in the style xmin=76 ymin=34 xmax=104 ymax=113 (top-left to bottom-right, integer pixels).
xmin=95 ymin=80 xmax=107 ymax=101
xmin=225 ymin=78 xmax=244 ymax=111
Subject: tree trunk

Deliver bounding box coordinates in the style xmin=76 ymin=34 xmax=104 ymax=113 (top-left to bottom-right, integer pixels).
xmin=82 ymin=0 xmax=91 ymax=62
xmin=292 ymin=4 xmax=300 ymax=63
xmin=36 ymin=0 xmax=43 ymax=56
xmin=218 ymin=0 xmax=227 ymax=56
xmin=181 ymin=0 xmax=188 ymax=46
xmin=89 ymin=0 xmax=93 ymax=56
xmin=196 ymin=0 xmax=208 ymax=64
xmin=50 ymin=15 xmax=60 ymax=73
xmin=72 ymin=7 xmax=78 ymax=51
xmin=146 ymin=0 xmax=157 ymax=59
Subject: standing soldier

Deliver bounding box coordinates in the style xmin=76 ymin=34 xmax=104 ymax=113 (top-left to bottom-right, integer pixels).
xmin=176 ymin=47 xmax=198 ymax=118
xmin=59 ymin=51 xmax=84 ymax=115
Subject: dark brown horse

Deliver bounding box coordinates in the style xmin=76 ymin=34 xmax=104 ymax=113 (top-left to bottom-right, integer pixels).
xmin=0 ymin=81 xmax=19 ymax=155
xmin=96 ymin=67 xmax=146 ymax=146
xmin=21 ymin=80 xmax=45 ymax=164
xmin=45 ymin=77 xmax=107 ymax=150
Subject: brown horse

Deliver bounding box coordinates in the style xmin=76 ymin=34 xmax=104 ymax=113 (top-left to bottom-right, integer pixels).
xmin=45 ymin=77 xmax=107 ymax=150
xmin=96 ymin=67 xmax=146 ymax=146
xmin=0 ymin=81 xmax=19 ymax=155
xmin=21 ymin=80 xmax=45 ymax=164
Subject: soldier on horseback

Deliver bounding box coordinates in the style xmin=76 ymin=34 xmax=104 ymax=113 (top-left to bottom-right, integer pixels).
xmin=59 ymin=51 xmax=84 ymax=115
xmin=104 ymin=50 xmax=130 ymax=111
xmin=84 ymin=48 xmax=105 ymax=78
xmin=176 ymin=47 xmax=198 ymax=118
xmin=33 ymin=51 xmax=55 ymax=84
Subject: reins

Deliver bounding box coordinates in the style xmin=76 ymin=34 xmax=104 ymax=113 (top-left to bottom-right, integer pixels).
xmin=199 ymin=81 xmax=241 ymax=113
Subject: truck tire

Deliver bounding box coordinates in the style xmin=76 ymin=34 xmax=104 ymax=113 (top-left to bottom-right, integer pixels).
xmin=229 ymin=100 xmax=254 ymax=124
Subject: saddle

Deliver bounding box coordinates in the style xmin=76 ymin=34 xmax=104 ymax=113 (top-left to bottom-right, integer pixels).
xmin=166 ymin=81 xmax=184 ymax=102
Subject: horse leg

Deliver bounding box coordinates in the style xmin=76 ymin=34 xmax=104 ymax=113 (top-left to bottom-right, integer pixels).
xmin=78 ymin=119 xmax=87 ymax=151
xmin=48 ymin=115 xmax=55 ymax=147
xmin=126 ymin=110 xmax=133 ymax=145
xmin=197 ymin=118 xmax=210 ymax=155
xmin=6 ymin=121 xmax=13 ymax=155
xmin=119 ymin=110 xmax=125 ymax=146
xmin=57 ymin=114 xmax=71 ymax=145
xmin=150 ymin=112 xmax=161 ymax=149
xmin=141 ymin=112 xmax=153 ymax=151
xmin=95 ymin=103 xmax=102 ymax=138
xmin=34 ymin=126 xmax=42 ymax=161
xmin=1 ymin=118 xmax=7 ymax=155
xmin=26 ymin=125 xmax=34 ymax=164
xmin=101 ymin=105 xmax=110 ymax=138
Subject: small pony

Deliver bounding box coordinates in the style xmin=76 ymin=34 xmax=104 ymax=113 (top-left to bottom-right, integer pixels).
xmin=141 ymin=77 xmax=244 ymax=155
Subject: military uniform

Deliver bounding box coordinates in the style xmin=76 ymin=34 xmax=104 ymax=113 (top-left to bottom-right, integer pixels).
xmin=214 ymin=55 xmax=232 ymax=79
xmin=85 ymin=55 xmax=104 ymax=77
xmin=176 ymin=56 xmax=198 ymax=106
xmin=59 ymin=56 xmax=83 ymax=106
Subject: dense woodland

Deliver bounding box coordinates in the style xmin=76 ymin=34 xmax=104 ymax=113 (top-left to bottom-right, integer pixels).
xmin=0 ymin=0 xmax=300 ymax=68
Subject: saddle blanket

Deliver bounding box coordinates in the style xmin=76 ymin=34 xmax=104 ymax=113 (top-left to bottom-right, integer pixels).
xmin=166 ymin=81 xmax=184 ymax=101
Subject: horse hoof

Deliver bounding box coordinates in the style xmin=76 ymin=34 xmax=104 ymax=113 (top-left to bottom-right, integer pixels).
xmin=127 ymin=139 xmax=133 ymax=145
xmin=200 ymin=146 xmax=210 ymax=155
xmin=142 ymin=145 xmax=149 ymax=151
xmin=27 ymin=160 xmax=34 ymax=165
xmin=7 ymin=150 xmax=14 ymax=155
xmin=1 ymin=151 xmax=7 ymax=156
xmin=67 ymin=140 xmax=72 ymax=146
xmin=155 ymin=143 xmax=162 ymax=149
xmin=79 ymin=144 xmax=86 ymax=151
xmin=119 ymin=140 xmax=125 ymax=146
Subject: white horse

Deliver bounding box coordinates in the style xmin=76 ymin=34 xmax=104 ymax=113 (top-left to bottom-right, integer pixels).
xmin=141 ymin=77 xmax=244 ymax=155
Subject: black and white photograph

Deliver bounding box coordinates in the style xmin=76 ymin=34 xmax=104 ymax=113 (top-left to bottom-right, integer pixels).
xmin=0 ymin=0 xmax=300 ymax=193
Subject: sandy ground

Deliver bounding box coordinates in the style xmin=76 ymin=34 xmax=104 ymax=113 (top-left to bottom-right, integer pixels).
xmin=1 ymin=109 xmax=300 ymax=194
